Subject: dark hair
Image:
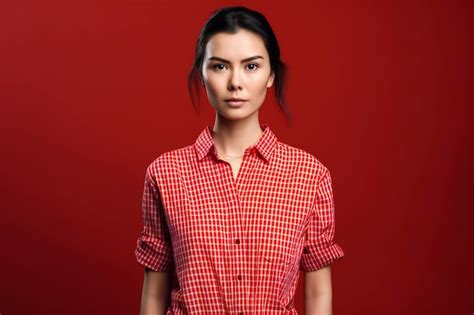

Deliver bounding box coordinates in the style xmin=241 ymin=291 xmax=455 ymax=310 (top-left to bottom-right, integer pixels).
xmin=187 ymin=6 xmax=292 ymax=125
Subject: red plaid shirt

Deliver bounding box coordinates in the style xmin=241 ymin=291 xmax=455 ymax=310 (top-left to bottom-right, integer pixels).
xmin=135 ymin=123 xmax=344 ymax=314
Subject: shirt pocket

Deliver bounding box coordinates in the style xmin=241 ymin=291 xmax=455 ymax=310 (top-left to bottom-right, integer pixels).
xmin=259 ymin=251 xmax=292 ymax=312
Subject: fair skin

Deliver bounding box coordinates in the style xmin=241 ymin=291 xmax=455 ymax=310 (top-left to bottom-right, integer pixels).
xmin=139 ymin=28 xmax=334 ymax=315
xmin=305 ymin=265 xmax=334 ymax=315
xmin=139 ymin=268 xmax=170 ymax=315
xmin=201 ymin=29 xmax=274 ymax=179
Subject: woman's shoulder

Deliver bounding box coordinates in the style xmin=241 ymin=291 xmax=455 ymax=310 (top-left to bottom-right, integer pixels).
xmin=145 ymin=145 xmax=194 ymax=176
xmin=276 ymin=140 xmax=330 ymax=176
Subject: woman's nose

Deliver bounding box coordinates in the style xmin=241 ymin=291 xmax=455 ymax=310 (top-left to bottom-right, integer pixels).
xmin=228 ymin=70 xmax=243 ymax=90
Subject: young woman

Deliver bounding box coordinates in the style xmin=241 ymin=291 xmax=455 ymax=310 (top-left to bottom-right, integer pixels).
xmin=135 ymin=6 xmax=344 ymax=315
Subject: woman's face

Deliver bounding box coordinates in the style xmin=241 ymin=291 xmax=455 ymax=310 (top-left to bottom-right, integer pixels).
xmin=201 ymin=29 xmax=275 ymax=121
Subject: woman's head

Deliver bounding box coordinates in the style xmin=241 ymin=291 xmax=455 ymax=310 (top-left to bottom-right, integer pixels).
xmin=188 ymin=6 xmax=292 ymax=125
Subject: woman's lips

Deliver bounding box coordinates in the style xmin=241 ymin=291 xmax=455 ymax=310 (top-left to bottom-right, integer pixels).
xmin=225 ymin=100 xmax=247 ymax=107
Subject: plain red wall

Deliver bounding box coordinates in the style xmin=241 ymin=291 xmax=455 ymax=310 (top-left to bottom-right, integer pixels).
xmin=0 ymin=1 xmax=471 ymax=314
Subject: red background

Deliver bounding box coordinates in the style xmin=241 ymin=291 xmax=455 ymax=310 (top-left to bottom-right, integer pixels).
xmin=0 ymin=1 xmax=472 ymax=314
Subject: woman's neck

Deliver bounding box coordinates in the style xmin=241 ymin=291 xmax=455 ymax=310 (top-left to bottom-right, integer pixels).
xmin=211 ymin=119 xmax=263 ymax=157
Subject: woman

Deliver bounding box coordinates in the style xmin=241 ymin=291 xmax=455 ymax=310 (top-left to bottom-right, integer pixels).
xmin=135 ymin=6 xmax=344 ymax=315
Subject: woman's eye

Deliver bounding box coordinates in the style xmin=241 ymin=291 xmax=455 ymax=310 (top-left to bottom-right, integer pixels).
xmin=247 ymin=63 xmax=259 ymax=71
xmin=211 ymin=63 xmax=259 ymax=71
xmin=212 ymin=64 xmax=226 ymax=71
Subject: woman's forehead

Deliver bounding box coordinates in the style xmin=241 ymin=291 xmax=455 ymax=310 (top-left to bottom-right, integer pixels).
xmin=205 ymin=30 xmax=267 ymax=59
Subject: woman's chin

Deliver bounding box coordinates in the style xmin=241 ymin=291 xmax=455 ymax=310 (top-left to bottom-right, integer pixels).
xmin=218 ymin=109 xmax=258 ymax=121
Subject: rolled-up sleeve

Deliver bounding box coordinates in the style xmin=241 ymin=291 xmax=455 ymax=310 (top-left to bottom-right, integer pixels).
xmin=134 ymin=164 xmax=174 ymax=272
xmin=300 ymin=167 xmax=344 ymax=272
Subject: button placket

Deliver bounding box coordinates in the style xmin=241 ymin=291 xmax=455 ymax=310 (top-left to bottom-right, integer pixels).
xmin=227 ymin=160 xmax=246 ymax=315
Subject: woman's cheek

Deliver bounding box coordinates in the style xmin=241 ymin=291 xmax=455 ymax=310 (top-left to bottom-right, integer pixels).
xmin=207 ymin=74 xmax=225 ymax=91
xmin=252 ymin=75 xmax=270 ymax=93
xmin=204 ymin=78 xmax=220 ymax=94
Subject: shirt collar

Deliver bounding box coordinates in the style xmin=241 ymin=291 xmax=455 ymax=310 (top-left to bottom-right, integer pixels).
xmin=194 ymin=123 xmax=278 ymax=163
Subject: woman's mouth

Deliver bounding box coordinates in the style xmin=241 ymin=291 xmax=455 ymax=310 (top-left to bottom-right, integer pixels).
xmin=224 ymin=98 xmax=248 ymax=107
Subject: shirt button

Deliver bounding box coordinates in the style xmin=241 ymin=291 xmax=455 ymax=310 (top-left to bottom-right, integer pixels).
xmin=303 ymin=246 xmax=309 ymax=254
xmin=239 ymin=312 xmax=244 ymax=315
xmin=235 ymin=239 xmax=240 ymax=244
xmin=237 ymin=274 xmax=242 ymax=280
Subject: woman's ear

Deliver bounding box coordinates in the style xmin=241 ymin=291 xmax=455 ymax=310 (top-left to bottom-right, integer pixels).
xmin=267 ymin=71 xmax=275 ymax=88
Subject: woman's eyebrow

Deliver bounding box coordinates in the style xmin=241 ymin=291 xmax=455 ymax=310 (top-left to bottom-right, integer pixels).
xmin=207 ymin=55 xmax=264 ymax=63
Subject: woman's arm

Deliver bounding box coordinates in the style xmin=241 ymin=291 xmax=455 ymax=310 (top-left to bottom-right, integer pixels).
xmin=304 ymin=265 xmax=333 ymax=315
xmin=139 ymin=268 xmax=171 ymax=315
